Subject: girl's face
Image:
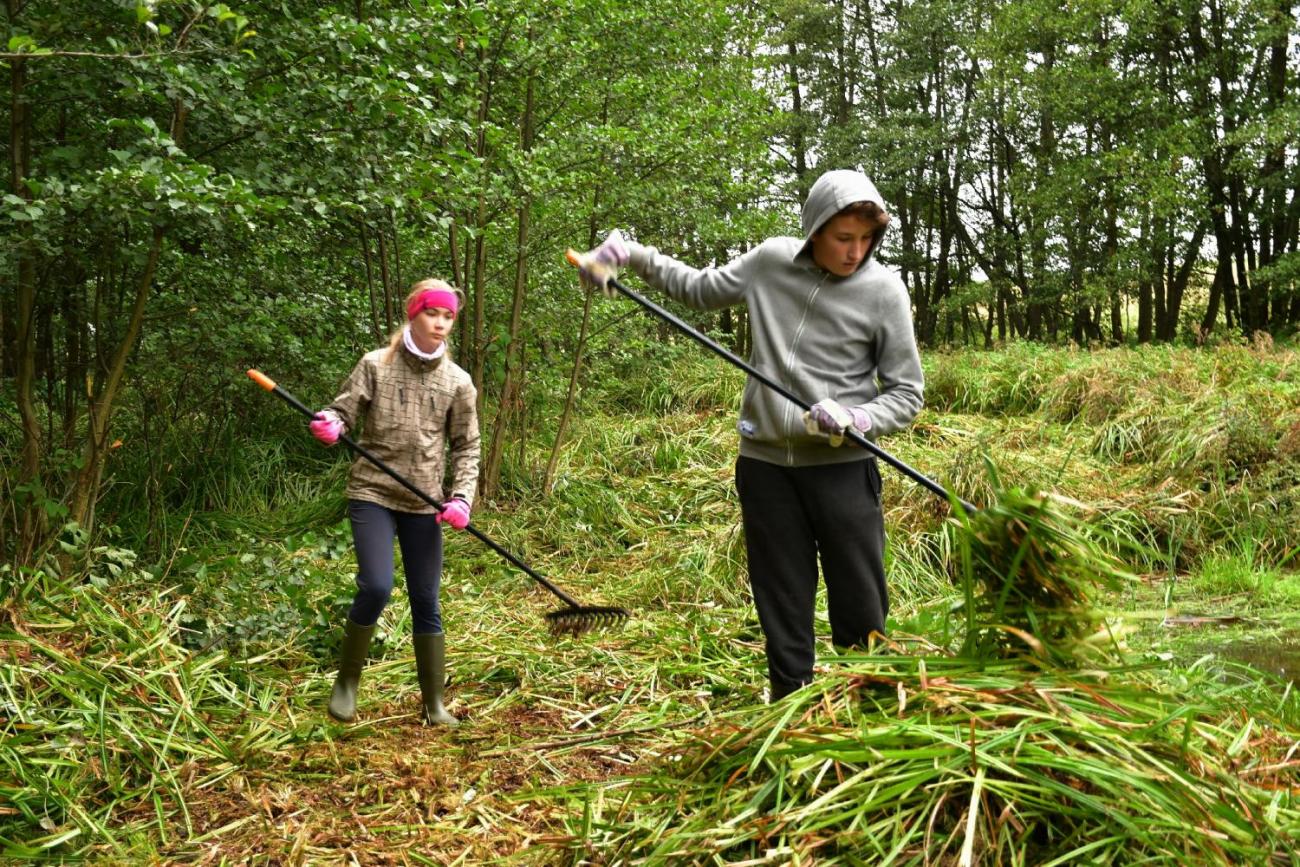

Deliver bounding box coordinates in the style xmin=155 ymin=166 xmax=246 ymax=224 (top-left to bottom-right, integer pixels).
xmin=811 ymin=212 xmax=878 ymax=277
xmin=411 ymin=306 xmax=455 ymax=350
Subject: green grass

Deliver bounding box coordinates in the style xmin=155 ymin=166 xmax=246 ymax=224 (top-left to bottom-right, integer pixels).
xmin=1191 ymin=539 xmax=1299 ymax=604
xmin=3 ymin=342 xmax=1300 ymax=862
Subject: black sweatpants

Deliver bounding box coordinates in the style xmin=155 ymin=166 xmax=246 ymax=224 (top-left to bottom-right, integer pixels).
xmin=735 ymin=455 xmax=887 ymax=699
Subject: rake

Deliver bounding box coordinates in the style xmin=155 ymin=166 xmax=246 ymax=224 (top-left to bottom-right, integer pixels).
xmin=247 ymin=369 xmax=629 ymax=635
xmin=563 ymin=250 xmax=977 ymax=513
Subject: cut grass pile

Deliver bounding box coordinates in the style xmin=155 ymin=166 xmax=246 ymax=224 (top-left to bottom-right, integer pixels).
xmin=539 ymin=481 xmax=1298 ymax=864
xmin=0 ymin=573 xmax=309 ymax=858
xmin=552 ymin=653 xmax=1300 ymax=865
xmin=950 ymin=483 xmax=1135 ymax=663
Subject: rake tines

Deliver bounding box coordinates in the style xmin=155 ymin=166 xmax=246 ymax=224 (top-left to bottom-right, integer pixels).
xmin=545 ymin=605 xmax=630 ymax=636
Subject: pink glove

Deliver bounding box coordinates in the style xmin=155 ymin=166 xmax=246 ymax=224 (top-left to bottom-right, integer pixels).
xmin=436 ymin=497 xmax=471 ymax=530
xmin=802 ymin=399 xmax=870 ymax=447
xmin=309 ymin=410 xmax=343 ymax=446
xmin=575 ymin=230 xmax=630 ymax=297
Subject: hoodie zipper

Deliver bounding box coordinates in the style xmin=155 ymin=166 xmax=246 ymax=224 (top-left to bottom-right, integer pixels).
xmin=782 ymin=274 xmax=828 ymax=465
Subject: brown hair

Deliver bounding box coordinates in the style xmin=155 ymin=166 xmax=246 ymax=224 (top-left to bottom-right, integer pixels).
xmin=383 ymin=279 xmax=465 ymax=361
xmin=829 ymin=200 xmax=890 ymax=229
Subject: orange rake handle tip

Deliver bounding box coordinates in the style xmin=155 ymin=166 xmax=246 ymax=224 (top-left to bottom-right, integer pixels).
xmin=247 ymin=369 xmax=276 ymax=391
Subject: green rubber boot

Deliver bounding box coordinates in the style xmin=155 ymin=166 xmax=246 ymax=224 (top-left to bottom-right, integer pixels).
xmin=414 ymin=632 xmax=459 ymax=726
xmin=328 ymin=618 xmax=376 ymax=722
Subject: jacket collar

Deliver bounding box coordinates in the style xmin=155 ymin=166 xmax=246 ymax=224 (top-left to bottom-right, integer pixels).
xmin=400 ymin=342 xmax=446 ymax=372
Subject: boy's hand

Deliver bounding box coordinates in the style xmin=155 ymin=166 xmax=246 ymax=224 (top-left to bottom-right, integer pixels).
xmin=574 ymin=230 xmax=629 ymax=296
xmin=803 ymin=399 xmax=870 ymax=447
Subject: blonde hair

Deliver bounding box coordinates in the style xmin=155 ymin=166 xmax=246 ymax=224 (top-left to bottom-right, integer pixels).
xmin=383 ymin=279 xmax=465 ymax=361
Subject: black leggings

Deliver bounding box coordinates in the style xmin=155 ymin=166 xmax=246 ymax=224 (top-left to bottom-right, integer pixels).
xmin=735 ymin=456 xmax=887 ymax=697
xmin=347 ymin=499 xmax=444 ymax=634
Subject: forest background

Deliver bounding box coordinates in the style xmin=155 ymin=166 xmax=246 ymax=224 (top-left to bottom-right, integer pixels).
xmin=3 ymin=0 xmax=1298 ymax=560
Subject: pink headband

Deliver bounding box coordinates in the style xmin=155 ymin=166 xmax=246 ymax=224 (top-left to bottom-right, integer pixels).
xmin=406 ymin=288 xmax=459 ymax=320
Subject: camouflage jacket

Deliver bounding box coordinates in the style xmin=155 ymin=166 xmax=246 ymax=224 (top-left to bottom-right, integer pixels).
xmin=326 ymin=344 xmax=480 ymax=513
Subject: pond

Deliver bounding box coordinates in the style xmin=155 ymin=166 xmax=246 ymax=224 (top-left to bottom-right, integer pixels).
xmin=1204 ymin=633 xmax=1300 ymax=682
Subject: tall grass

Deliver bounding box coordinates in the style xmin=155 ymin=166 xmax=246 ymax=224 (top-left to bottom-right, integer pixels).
xmin=920 ymin=343 xmax=1300 ymax=573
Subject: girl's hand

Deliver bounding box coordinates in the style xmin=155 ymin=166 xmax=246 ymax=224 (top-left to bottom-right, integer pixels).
xmin=436 ymin=497 xmax=471 ymax=530
xmin=310 ymin=410 xmax=343 ymax=445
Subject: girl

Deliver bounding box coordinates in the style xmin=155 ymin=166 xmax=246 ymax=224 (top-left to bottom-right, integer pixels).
xmin=310 ymin=279 xmax=480 ymax=725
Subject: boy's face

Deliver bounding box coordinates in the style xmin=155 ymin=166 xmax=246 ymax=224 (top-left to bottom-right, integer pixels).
xmin=811 ymin=212 xmax=878 ymax=277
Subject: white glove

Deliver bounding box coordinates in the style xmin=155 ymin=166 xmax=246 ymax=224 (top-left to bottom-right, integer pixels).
xmin=803 ymin=398 xmax=871 ymax=447
xmin=574 ymin=230 xmax=630 ymax=297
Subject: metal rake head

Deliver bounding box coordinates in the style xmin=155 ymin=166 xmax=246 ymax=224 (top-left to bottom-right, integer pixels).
xmin=545 ymin=605 xmax=630 ymax=637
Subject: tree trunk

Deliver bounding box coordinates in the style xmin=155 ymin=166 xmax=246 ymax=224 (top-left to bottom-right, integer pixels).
xmin=1187 ymin=5 xmax=1240 ymax=338
xmin=482 ymin=69 xmax=535 ymax=498
xmin=388 ymin=206 xmax=403 ymax=293
xmin=448 ymin=217 xmax=463 ymax=289
xmin=62 ymin=274 xmax=84 ymax=449
xmin=69 ymin=226 xmax=166 ymax=530
xmin=544 ymin=285 xmax=595 ymax=495
xmin=1288 ymin=186 xmax=1300 ymax=325
xmin=1103 ymin=139 xmax=1122 ymax=343
xmin=10 ymin=47 xmax=44 ymax=558
xmin=468 ymin=49 xmax=493 ymax=412
xmin=786 ymin=41 xmax=808 ymax=190
xmin=360 ymin=222 xmax=382 ymax=342
xmin=1154 ymin=217 xmax=1170 ymax=340
xmin=453 ymin=217 xmax=470 ymax=365
xmin=67 ymin=89 xmax=190 ymax=532
xmin=376 ymin=220 xmax=393 ymax=333
xmin=1201 ymin=257 xmax=1227 ymax=336
xmin=1159 ymin=220 xmax=1209 ymax=341
xmin=1258 ymin=0 xmax=1290 ymax=332
xmin=544 ymin=87 xmax=612 ymax=494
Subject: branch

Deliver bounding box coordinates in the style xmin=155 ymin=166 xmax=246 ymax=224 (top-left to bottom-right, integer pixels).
xmin=0 ymin=4 xmax=213 ymax=62
xmin=0 ymin=48 xmax=215 ymax=61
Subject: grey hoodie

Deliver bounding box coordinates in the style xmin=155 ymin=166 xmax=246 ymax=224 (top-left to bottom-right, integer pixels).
xmin=627 ymin=170 xmax=924 ymax=467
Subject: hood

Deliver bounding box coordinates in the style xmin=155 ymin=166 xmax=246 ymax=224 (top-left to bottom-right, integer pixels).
xmin=796 ymin=169 xmax=889 ymax=271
